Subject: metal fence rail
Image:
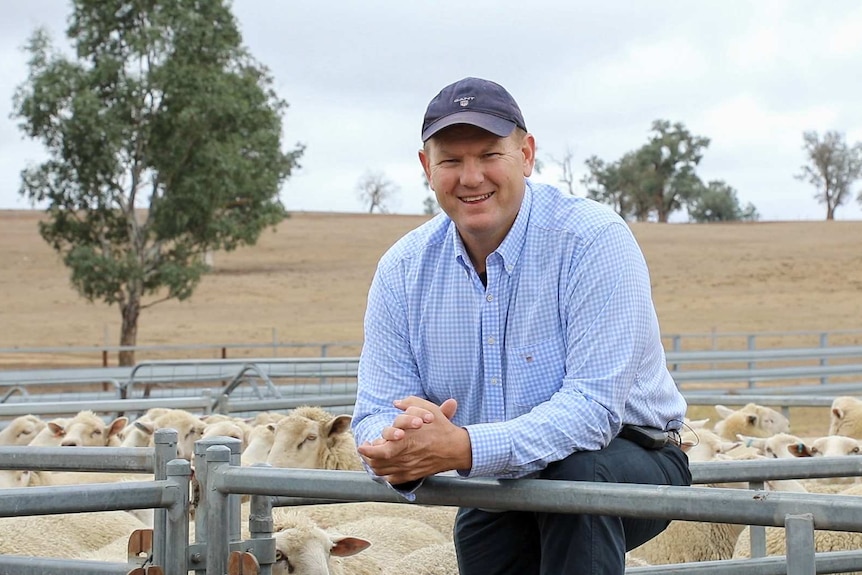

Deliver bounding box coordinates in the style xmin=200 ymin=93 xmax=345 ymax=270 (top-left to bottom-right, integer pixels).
xmin=5 ymin=434 xmax=862 ymax=573
xmin=202 ymin=451 xmax=862 ymax=575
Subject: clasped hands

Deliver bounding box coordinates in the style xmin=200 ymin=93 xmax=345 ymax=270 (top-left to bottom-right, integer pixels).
xmin=357 ymin=396 xmax=472 ymax=485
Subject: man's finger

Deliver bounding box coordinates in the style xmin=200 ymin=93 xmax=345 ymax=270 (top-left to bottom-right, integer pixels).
xmin=440 ymin=398 xmax=458 ymax=420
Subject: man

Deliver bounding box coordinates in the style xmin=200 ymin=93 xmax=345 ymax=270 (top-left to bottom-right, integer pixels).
xmin=352 ymin=77 xmax=691 ymax=575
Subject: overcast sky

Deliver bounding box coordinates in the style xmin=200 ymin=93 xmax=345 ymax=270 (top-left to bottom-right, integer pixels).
xmin=1 ymin=1 xmax=861 ymax=221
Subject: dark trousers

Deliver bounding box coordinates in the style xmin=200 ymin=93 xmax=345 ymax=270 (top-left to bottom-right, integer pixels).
xmin=454 ymin=436 xmax=692 ymax=575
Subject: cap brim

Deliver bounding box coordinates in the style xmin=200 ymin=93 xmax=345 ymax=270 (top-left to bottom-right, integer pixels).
xmin=422 ymin=111 xmax=516 ymax=141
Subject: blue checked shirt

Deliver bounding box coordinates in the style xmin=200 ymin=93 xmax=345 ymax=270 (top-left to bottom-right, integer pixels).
xmin=352 ymin=180 xmax=687 ymax=480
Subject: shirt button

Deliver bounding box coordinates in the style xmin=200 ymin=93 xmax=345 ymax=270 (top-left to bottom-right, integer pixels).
xmin=487 ymin=337 xmax=495 ymax=345
xmin=491 ymin=377 xmax=498 ymax=385
xmin=486 ymin=294 xmax=494 ymax=302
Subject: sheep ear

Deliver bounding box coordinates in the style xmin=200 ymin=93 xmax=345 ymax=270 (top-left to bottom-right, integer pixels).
xmin=134 ymin=420 xmax=155 ymax=434
xmin=47 ymin=423 xmax=66 ymax=438
xmin=833 ymin=407 xmax=845 ymax=420
xmin=326 ymin=415 xmax=353 ymax=437
xmin=714 ymin=405 xmax=734 ymax=419
xmin=107 ymin=417 xmax=128 ymax=437
xmin=746 ymin=414 xmax=758 ymax=426
xmin=788 ymin=443 xmax=812 ymax=457
xmin=330 ymin=535 xmax=371 ymax=557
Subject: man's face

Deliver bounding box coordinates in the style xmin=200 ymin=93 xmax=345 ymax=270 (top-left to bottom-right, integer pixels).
xmin=419 ymin=124 xmax=535 ymax=253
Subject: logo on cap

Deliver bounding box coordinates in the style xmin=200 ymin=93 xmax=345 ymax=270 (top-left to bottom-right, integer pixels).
xmin=454 ymin=96 xmax=474 ymax=107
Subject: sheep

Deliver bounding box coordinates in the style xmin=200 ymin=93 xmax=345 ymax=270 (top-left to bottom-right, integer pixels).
xmin=270 ymin=510 xmax=373 ymax=575
xmin=712 ymin=403 xmax=790 ymax=441
xmin=120 ymin=408 xmax=206 ymax=460
xmin=0 ymin=510 xmax=149 ymax=559
xmin=829 ymin=396 xmax=862 ymax=438
xmin=27 ymin=416 xmax=70 ymax=446
xmin=0 ymin=469 xmax=31 ymax=488
xmin=203 ymin=417 xmax=252 ymax=451
xmin=0 ymin=414 xmax=46 ymax=445
xmin=735 ymin=432 xmax=808 ymax=458
xmin=679 ymin=427 xmax=741 ymax=462
xmin=119 ymin=407 xmax=174 ymax=447
xmin=325 ymin=516 xmax=448 ymax=566
xmin=249 ymin=411 xmax=288 ymax=427
xmin=241 ymin=422 xmax=277 ymax=466
xmin=266 ymin=409 xmax=363 ymax=470
xmin=783 ymin=435 xmax=862 ymax=490
xmin=382 ymin=541 xmax=458 ymax=575
xmin=629 ymin=429 xmax=802 ymax=565
xmin=297 ymin=502 xmax=456 ymax=539
xmin=52 ymin=410 xmax=127 ymax=447
xmin=789 ymin=435 xmax=862 ymax=458
xmin=733 ymin=484 xmax=862 ymax=574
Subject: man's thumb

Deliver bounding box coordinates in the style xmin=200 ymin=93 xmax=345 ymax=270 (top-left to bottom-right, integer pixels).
xmin=440 ymin=398 xmax=458 ymax=420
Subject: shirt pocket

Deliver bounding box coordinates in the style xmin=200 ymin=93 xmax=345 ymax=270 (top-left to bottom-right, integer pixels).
xmin=506 ymin=337 xmax=566 ymax=408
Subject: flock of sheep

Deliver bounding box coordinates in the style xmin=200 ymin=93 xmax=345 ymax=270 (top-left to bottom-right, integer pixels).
xmin=2 ymin=396 xmax=862 ymax=573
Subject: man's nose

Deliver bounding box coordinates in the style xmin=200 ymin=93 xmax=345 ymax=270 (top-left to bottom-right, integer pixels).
xmin=459 ymin=158 xmax=484 ymax=188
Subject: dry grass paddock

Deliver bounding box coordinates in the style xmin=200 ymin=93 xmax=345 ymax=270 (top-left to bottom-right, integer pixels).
xmin=3 ymin=210 xmax=862 ymax=435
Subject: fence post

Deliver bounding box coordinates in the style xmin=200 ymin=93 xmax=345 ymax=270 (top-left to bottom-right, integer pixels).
xmin=748 ymin=480 xmax=767 ymax=558
xmin=205 ymin=445 xmax=232 ymax=575
xmin=153 ymin=428 xmax=179 ymax=568
xmin=785 ymin=513 xmax=815 ymax=575
xmin=671 ymin=335 xmax=681 ymax=372
xmin=165 ymin=458 xmax=191 ymax=575
xmin=249 ymin=465 xmax=276 ymax=575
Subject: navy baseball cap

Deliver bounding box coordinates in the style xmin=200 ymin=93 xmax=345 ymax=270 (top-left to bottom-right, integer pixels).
xmin=421 ymin=77 xmax=527 ymax=142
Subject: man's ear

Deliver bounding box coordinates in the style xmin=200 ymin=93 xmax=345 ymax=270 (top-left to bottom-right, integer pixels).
xmin=418 ymin=148 xmax=433 ymax=190
xmin=520 ymin=133 xmax=536 ymax=177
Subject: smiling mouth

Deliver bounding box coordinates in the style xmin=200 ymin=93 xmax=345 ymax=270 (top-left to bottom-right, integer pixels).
xmin=460 ymin=191 xmax=494 ymax=203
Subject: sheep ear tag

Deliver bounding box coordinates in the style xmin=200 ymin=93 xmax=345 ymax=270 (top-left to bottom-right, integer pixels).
xmin=228 ymin=550 xmax=261 ymax=575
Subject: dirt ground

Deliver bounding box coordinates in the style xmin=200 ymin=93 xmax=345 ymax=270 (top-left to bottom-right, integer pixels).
xmin=2 ymin=210 xmax=862 ymax=435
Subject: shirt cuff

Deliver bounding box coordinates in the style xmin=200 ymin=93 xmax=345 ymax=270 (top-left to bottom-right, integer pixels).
xmin=362 ymin=461 xmax=424 ymax=502
xmin=461 ymin=422 xmax=512 ymax=477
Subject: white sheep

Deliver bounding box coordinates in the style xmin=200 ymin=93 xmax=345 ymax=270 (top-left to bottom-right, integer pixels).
xmin=0 ymin=469 xmax=31 ymax=488
xmin=0 ymin=414 xmax=46 ymax=446
xmin=27 ymin=416 xmax=70 ymax=446
xmin=0 ymin=510 xmax=148 ymax=559
xmin=829 ymin=396 xmax=862 ymax=438
xmin=679 ymin=427 xmax=740 ymax=462
xmin=629 ymin=429 xmax=802 ymax=565
xmin=121 ymin=409 xmax=205 ymax=460
xmin=733 ymin=484 xmax=862 ymax=573
xmin=735 ymin=432 xmax=807 ymax=458
xmin=712 ymin=403 xmax=790 ymax=441
xmin=51 ymin=410 xmax=127 ymax=447
xmin=270 ymin=510 xmax=373 ymax=575
xmin=266 ymin=408 xmax=362 ymax=470
xmin=241 ymin=422 xmax=277 ymax=466
xmin=119 ymin=407 xmax=174 ymax=447
xmin=202 ymin=417 xmax=252 ymax=451
xmin=327 ymin=516 xmax=447 ymax=569
xmin=298 ymin=502 xmax=456 ymax=539
xmin=381 ymin=541 xmax=458 ymax=575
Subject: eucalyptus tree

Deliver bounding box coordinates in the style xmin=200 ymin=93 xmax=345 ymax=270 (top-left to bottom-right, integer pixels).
xmin=796 ymin=131 xmax=862 ymax=220
xmin=13 ymin=0 xmax=304 ymax=365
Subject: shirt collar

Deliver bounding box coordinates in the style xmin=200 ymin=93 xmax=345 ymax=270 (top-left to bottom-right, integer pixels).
xmin=451 ymin=179 xmax=533 ymax=276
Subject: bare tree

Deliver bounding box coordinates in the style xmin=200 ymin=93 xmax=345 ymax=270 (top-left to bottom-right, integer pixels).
xmin=796 ymin=131 xmax=862 ymax=220
xmin=548 ymin=146 xmax=577 ymax=195
xmin=356 ymin=170 xmax=398 ymax=214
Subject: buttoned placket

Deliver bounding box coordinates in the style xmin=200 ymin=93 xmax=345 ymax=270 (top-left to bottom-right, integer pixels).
xmin=480 ymin=255 xmax=507 ymax=424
